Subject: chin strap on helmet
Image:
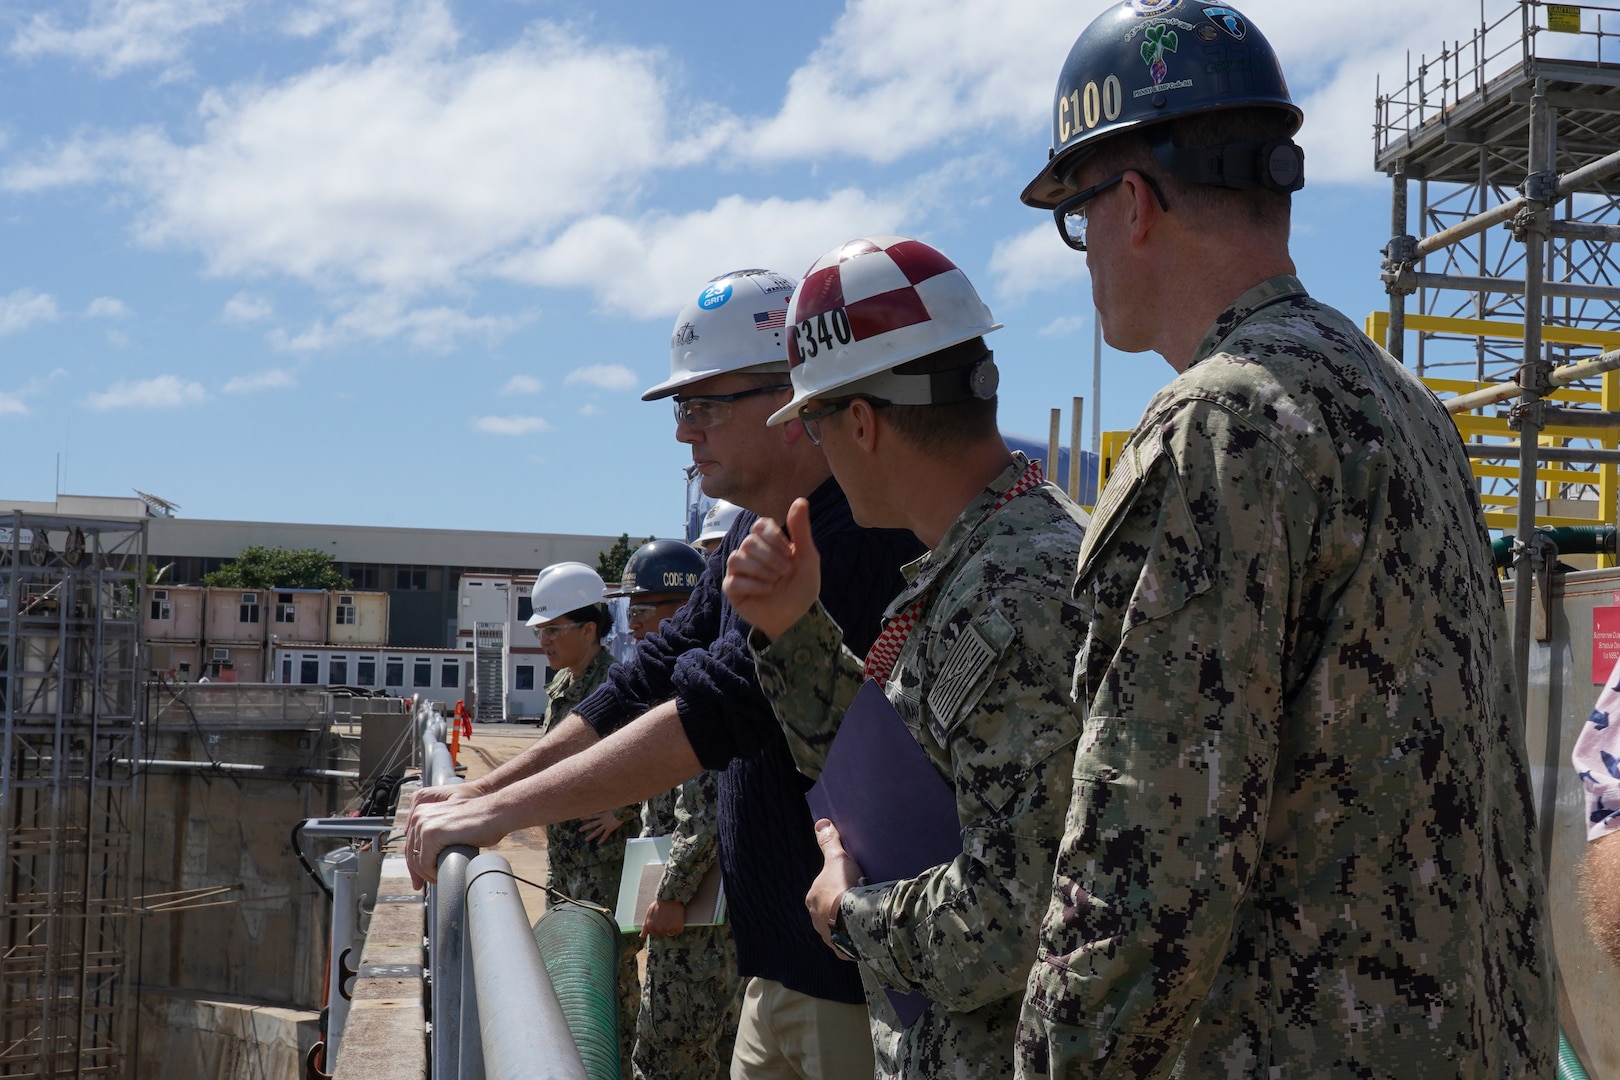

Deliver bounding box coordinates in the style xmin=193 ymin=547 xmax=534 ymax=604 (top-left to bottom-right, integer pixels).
xmin=1151 ymin=133 xmax=1305 ymax=194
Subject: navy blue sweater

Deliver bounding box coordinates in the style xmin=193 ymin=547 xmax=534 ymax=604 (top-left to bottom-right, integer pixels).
xmin=575 ymin=477 xmax=922 ymax=1004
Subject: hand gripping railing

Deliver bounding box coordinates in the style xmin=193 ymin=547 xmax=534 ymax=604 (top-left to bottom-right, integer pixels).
xmin=414 ymin=696 xmax=591 ymax=1080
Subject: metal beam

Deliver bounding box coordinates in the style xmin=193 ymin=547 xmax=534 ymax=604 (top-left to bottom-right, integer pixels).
xmin=1443 ymin=346 xmax=1620 ymax=414
xmin=1403 ymin=271 xmax=1620 ymax=302
xmin=1466 ymin=445 xmax=1620 ymax=465
xmin=465 ymin=853 xmax=588 ymax=1080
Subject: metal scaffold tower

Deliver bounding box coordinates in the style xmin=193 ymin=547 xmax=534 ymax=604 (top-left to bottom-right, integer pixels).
xmin=1374 ymin=0 xmax=1620 ymax=709
xmin=1 ymin=514 xmax=145 ymax=1079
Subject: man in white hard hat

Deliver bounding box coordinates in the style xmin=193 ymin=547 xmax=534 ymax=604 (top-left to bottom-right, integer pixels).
xmin=722 ymin=236 xmax=1089 ymax=1078
xmin=407 ymin=268 xmax=922 ymax=1079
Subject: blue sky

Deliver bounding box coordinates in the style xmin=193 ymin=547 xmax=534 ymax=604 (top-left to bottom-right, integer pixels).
xmin=0 ymin=0 xmax=1545 ymax=537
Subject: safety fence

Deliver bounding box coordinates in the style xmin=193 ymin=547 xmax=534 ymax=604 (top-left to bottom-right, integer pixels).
xmin=303 ymin=695 xmax=616 ymax=1080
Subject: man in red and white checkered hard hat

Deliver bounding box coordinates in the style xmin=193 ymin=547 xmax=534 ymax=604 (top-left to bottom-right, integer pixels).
xmin=723 ymin=236 xmax=1092 ymax=1078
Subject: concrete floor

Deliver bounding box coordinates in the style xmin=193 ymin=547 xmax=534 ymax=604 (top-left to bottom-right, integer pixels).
xmin=453 ymin=724 xmax=554 ymax=919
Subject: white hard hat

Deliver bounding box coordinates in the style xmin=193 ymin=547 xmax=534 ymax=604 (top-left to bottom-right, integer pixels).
xmin=697 ymin=500 xmax=743 ymax=545
xmin=768 ymin=236 xmax=1002 ymax=427
xmin=528 ymin=562 xmax=606 ymax=626
xmin=642 ymin=268 xmax=799 ymax=401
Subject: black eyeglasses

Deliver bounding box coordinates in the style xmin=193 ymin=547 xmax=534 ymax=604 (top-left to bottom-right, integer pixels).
xmin=797 ymin=397 xmax=888 ymax=446
xmin=1051 ymin=169 xmax=1171 ymax=252
xmin=672 ymin=385 xmax=792 ymax=430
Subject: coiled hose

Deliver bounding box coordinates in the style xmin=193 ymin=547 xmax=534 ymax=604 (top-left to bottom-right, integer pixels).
xmin=1559 ymin=1029 xmax=1591 ymax=1080
xmin=1492 ymin=525 xmax=1618 ymax=570
xmin=533 ymin=904 xmax=622 ymax=1080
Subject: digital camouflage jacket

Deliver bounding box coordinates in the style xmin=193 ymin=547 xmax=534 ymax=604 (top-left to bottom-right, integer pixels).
xmin=1017 ymin=276 xmax=1557 ymax=1079
xmin=754 ymin=455 xmax=1090 ymax=1078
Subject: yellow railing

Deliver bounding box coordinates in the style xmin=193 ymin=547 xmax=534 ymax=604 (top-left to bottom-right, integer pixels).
xmin=1089 ymin=313 xmax=1619 ymax=562
xmin=1366 ymin=312 xmax=1619 ymax=555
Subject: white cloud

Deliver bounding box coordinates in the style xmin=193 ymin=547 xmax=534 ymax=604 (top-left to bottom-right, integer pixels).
xmin=0 ymin=290 xmax=61 ymax=336
xmin=472 ymin=414 xmax=550 ymax=436
xmin=4 ymin=24 xmax=721 ymax=298
xmin=83 ymin=374 xmax=208 ymax=411
xmin=504 ymin=189 xmax=908 ymax=318
xmin=284 ymin=0 xmax=458 ymax=58
xmin=222 ymin=368 xmax=296 ymax=393
xmin=222 ymin=292 xmax=273 ymax=323
xmin=739 ymin=0 xmax=1071 ymax=166
xmin=577 ymin=403 xmax=601 ymax=416
xmin=500 ymin=374 xmax=543 ymax=395
xmin=564 ymin=364 xmax=638 ymax=392
xmin=735 ymin=0 xmax=1506 ymax=185
xmin=988 ymin=223 xmax=1087 ymax=300
xmin=1039 ymin=314 xmax=1088 ymax=337
xmin=274 ymin=296 xmax=530 ymax=352
xmin=9 ymin=0 xmax=243 ymax=77
xmin=85 ymin=296 xmax=131 ymax=318
xmin=0 ymin=392 xmax=27 ymax=416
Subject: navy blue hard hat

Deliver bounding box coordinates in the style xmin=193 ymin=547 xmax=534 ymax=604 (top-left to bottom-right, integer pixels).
xmin=1022 ymin=0 xmax=1302 ymax=210
xmin=608 ymin=539 xmax=706 ymax=597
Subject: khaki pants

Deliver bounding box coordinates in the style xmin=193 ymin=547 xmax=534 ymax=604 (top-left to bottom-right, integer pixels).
xmin=729 ymin=977 xmax=874 ymax=1080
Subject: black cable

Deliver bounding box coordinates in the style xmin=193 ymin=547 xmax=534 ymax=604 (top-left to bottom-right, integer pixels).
xmin=291 ymin=820 xmax=335 ymax=900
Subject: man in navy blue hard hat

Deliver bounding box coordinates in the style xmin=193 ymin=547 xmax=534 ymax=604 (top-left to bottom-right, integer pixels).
xmin=1016 ymin=2 xmax=1556 ymax=1077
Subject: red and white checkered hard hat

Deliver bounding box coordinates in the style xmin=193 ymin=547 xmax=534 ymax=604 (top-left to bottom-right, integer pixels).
xmin=767 ymin=236 xmax=1002 ymax=426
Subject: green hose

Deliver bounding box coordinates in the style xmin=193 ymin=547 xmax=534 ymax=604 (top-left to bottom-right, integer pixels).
xmin=533 ymin=904 xmax=622 ymax=1080
xmin=1559 ymin=1028 xmax=1591 ymax=1080
xmin=1492 ymin=525 xmax=1618 ymax=569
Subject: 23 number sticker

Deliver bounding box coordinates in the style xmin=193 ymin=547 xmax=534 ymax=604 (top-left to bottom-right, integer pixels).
xmin=794 ymin=308 xmax=854 ymax=360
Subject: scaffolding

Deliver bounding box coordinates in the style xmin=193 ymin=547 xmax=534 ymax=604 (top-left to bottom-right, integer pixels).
xmin=1374 ymin=0 xmax=1620 ymax=705
xmin=1 ymin=514 xmax=144 ymax=1079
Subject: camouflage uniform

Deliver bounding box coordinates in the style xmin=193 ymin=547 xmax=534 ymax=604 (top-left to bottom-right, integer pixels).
xmin=632 ymin=770 xmax=744 ymax=1080
xmin=541 ymin=646 xmax=643 ymax=1077
xmin=1018 ymin=276 xmax=1557 ymax=1078
xmin=752 ymin=455 xmax=1090 ymax=1078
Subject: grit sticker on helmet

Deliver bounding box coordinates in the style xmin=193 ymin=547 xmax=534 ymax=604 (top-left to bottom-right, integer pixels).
xmin=697 ymin=281 xmax=733 ymax=310
xmin=1203 ymin=6 xmax=1246 ymax=39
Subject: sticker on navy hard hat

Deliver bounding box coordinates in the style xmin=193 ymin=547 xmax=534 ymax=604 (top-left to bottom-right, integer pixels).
xmin=697 ymin=282 xmax=734 ymax=310
xmin=1129 ymin=0 xmax=1181 ymax=14
xmin=1140 ymin=24 xmax=1178 ymax=86
xmin=1203 ymin=6 xmax=1246 ymax=39
xmin=1058 ymin=76 xmax=1124 ymax=143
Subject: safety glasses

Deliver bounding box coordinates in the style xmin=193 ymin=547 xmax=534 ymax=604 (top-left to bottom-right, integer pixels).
xmin=672 ymin=385 xmax=791 ymax=431
xmin=1051 ymin=169 xmax=1170 ymax=252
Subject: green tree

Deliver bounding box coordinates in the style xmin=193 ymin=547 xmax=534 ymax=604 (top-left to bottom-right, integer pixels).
xmin=202 ymin=546 xmax=353 ymax=590
xmin=595 ymin=534 xmax=654 ymax=584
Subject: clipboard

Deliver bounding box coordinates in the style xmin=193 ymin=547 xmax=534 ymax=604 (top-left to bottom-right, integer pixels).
xmin=614 ymin=835 xmax=726 ymax=932
xmin=806 ymin=678 xmax=962 ymax=1027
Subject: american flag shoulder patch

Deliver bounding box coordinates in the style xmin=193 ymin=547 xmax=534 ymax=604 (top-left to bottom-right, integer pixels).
xmin=926 ymin=608 xmax=1014 ymax=746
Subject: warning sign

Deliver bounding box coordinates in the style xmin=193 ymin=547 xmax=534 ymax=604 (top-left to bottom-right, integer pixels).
xmin=1549 ymin=4 xmax=1583 ymax=33
xmin=1595 ymin=606 xmax=1620 ymax=681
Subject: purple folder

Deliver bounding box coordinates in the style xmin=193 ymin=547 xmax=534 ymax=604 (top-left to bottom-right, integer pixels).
xmin=806 ymin=678 xmax=962 ymax=1027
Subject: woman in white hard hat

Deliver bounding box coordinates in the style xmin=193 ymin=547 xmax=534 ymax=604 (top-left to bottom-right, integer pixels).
xmin=527 ymin=561 xmax=642 ymax=1076
xmin=694 ymin=500 xmax=742 ymax=556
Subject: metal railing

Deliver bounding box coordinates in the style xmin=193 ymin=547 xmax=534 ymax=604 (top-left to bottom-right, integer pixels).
xmin=414 ymin=696 xmax=590 ymax=1080
xmin=1374 ymin=1 xmax=1620 ymax=159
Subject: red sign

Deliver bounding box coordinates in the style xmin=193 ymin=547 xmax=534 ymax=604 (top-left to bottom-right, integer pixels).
xmin=1594 ymin=606 xmax=1620 ymax=682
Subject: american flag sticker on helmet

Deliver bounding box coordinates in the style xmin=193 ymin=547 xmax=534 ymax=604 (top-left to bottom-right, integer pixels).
xmin=753 ymin=310 xmax=785 ymax=331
